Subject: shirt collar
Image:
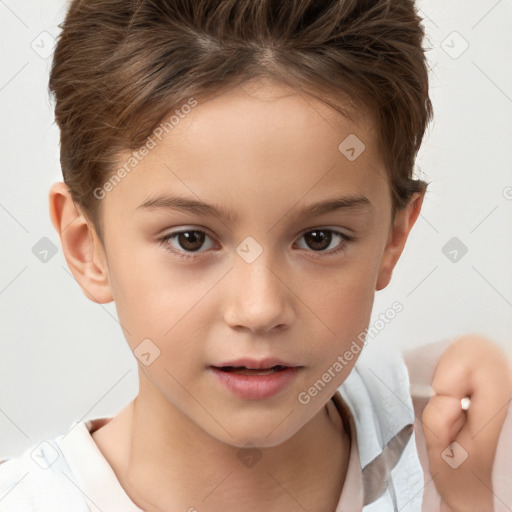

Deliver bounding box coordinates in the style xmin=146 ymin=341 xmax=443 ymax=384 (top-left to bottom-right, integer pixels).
xmin=333 ymin=343 xmax=424 ymax=510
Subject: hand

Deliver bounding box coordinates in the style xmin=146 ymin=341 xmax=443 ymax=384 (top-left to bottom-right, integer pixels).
xmin=422 ymin=334 xmax=512 ymax=512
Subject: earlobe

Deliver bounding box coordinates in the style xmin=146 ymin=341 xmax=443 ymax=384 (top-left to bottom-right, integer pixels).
xmin=375 ymin=192 xmax=424 ymax=291
xmin=48 ymin=182 xmax=113 ymax=304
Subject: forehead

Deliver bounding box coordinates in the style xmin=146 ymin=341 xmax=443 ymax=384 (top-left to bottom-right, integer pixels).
xmin=102 ymin=79 xmax=389 ymax=222
xmin=172 ymin=78 xmax=374 ymax=155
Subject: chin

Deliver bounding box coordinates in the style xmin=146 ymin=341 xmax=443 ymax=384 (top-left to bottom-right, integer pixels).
xmin=210 ymin=420 xmax=299 ymax=450
xmin=226 ymin=434 xmax=289 ymax=450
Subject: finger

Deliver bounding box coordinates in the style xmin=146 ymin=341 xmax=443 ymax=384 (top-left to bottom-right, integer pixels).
xmin=431 ymin=335 xmax=511 ymax=444
xmin=422 ymin=395 xmax=466 ymax=454
xmin=423 ymin=396 xmax=489 ymax=511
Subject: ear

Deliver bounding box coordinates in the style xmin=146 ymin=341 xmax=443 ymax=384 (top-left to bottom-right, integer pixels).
xmin=48 ymin=182 xmax=113 ymax=304
xmin=375 ymin=191 xmax=424 ymax=291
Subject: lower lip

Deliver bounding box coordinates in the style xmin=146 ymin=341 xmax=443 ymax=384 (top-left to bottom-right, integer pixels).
xmin=209 ymin=367 xmax=301 ymax=400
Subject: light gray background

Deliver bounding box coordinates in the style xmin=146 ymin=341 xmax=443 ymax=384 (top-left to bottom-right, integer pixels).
xmin=1 ymin=0 xmax=511 ymax=457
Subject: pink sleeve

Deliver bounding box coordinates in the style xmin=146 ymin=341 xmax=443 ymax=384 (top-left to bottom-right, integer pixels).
xmin=492 ymin=395 xmax=512 ymax=512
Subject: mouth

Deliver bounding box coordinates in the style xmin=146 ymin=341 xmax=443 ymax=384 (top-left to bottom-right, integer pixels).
xmin=210 ymin=357 xmax=300 ymax=375
xmin=213 ymin=365 xmax=290 ymax=376
xmin=209 ymin=360 xmax=302 ymax=400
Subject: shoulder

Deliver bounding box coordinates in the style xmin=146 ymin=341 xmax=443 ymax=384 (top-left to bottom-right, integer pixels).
xmin=0 ymin=437 xmax=89 ymax=511
xmin=0 ymin=454 xmax=35 ymax=511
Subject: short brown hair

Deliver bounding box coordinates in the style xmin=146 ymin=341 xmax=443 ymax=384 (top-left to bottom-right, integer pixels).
xmin=49 ymin=0 xmax=433 ymax=242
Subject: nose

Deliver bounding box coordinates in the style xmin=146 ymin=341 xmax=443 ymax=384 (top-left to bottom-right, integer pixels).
xmin=223 ymin=250 xmax=295 ymax=334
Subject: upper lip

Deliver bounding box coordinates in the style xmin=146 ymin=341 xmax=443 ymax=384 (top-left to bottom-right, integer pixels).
xmin=211 ymin=358 xmax=300 ymax=370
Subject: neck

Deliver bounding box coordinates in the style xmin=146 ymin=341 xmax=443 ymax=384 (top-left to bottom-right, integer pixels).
xmin=104 ymin=373 xmax=350 ymax=512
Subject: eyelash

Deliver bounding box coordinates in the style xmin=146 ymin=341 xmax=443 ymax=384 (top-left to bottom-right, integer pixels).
xmin=157 ymin=228 xmax=354 ymax=261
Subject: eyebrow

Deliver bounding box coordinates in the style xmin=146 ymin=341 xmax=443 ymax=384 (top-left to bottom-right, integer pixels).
xmin=136 ymin=193 xmax=373 ymax=222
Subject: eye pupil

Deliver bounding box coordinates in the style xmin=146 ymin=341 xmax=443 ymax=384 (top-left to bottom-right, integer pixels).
xmin=305 ymin=230 xmax=331 ymax=251
xmin=178 ymin=231 xmax=205 ymax=251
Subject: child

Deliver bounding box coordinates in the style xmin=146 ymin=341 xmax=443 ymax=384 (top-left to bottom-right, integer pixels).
xmin=1 ymin=1 xmax=511 ymax=511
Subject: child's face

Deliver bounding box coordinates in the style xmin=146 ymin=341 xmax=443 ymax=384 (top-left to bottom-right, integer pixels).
xmin=91 ymin=78 xmax=417 ymax=447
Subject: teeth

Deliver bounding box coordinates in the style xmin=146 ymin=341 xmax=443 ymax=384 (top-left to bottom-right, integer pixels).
xmin=219 ymin=365 xmax=285 ymax=375
xmin=234 ymin=368 xmax=280 ymax=375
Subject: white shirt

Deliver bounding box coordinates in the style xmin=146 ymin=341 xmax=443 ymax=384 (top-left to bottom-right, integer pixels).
xmin=0 ymin=344 xmax=423 ymax=511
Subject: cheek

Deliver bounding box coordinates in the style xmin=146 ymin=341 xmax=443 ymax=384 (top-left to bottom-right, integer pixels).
xmin=299 ymin=257 xmax=378 ymax=374
xmin=105 ymin=247 xmax=221 ymax=365
xmin=305 ymin=258 xmax=377 ymax=330
xmin=315 ymin=284 xmax=374 ymax=366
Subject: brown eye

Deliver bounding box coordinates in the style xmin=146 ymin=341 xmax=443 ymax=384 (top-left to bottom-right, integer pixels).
xmin=295 ymin=228 xmax=352 ymax=257
xmin=303 ymin=230 xmax=332 ymax=251
xmin=159 ymin=229 xmax=216 ymax=259
xmin=175 ymin=231 xmax=206 ymax=251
